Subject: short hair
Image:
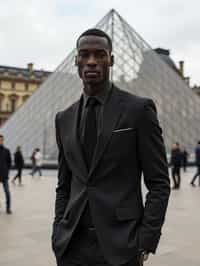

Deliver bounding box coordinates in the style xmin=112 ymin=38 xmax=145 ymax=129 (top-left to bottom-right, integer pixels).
xmin=76 ymin=28 xmax=112 ymax=52
xmin=198 ymin=141 xmax=200 ymax=145
xmin=0 ymin=134 xmax=4 ymax=138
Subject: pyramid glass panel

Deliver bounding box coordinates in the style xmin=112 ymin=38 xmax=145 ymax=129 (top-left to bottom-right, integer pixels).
xmin=1 ymin=9 xmax=200 ymax=160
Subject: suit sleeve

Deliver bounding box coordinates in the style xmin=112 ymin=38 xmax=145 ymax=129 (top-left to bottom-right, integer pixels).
xmin=53 ymin=113 xmax=72 ymax=230
xmin=137 ymin=99 xmax=170 ymax=253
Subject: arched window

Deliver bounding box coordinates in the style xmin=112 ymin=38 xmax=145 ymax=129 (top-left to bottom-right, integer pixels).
xmin=9 ymin=94 xmax=18 ymax=113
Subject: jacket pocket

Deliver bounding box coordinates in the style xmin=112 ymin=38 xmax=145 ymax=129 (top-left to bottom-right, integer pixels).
xmin=116 ymin=207 xmax=142 ymax=221
xmin=113 ymin=127 xmax=136 ymax=133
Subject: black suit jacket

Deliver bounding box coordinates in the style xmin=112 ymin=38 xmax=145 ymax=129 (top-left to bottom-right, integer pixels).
xmin=170 ymin=148 xmax=182 ymax=167
xmin=0 ymin=145 xmax=11 ymax=182
xmin=52 ymin=86 xmax=170 ymax=266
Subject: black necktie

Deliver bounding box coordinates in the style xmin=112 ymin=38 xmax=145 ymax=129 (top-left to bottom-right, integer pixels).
xmin=83 ymin=97 xmax=98 ymax=169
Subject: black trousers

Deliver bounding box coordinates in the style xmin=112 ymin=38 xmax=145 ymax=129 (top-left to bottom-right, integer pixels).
xmin=1 ymin=179 xmax=11 ymax=211
xmin=32 ymin=166 xmax=42 ymax=176
xmin=57 ymin=228 xmax=142 ymax=266
xmin=13 ymin=167 xmax=22 ymax=184
xmin=172 ymin=165 xmax=181 ymax=188
xmin=191 ymin=165 xmax=200 ymax=185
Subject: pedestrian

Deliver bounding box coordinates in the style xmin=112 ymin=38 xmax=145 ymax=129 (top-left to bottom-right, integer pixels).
xmin=51 ymin=28 xmax=170 ymax=266
xmin=12 ymin=146 xmax=24 ymax=185
xmin=190 ymin=141 xmax=200 ymax=186
xmin=0 ymin=134 xmax=12 ymax=214
xmin=170 ymin=142 xmax=182 ymax=189
xmin=182 ymin=148 xmax=189 ymax=172
xmin=31 ymin=148 xmax=43 ymax=177
xmin=30 ymin=149 xmax=36 ymax=176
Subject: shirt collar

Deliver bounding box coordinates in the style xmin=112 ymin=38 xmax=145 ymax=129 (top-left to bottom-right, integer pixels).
xmin=83 ymin=82 xmax=112 ymax=108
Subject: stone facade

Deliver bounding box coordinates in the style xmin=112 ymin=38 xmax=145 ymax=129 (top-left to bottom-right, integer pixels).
xmin=0 ymin=63 xmax=51 ymax=126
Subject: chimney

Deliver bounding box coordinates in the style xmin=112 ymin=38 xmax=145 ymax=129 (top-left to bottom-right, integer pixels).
xmin=179 ymin=61 xmax=184 ymax=77
xmin=27 ymin=63 xmax=33 ymax=72
xmin=154 ymin=48 xmax=170 ymax=56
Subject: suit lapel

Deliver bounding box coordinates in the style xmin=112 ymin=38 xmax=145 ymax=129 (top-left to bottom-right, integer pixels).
xmin=67 ymin=97 xmax=88 ymax=180
xmin=88 ymin=87 xmax=123 ymax=178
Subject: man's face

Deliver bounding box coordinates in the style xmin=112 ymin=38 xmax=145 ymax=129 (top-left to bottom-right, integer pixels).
xmin=0 ymin=137 xmax=4 ymax=145
xmin=76 ymin=35 xmax=113 ymax=85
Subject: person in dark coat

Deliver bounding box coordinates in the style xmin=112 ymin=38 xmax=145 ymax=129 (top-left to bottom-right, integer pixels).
xmin=12 ymin=146 xmax=24 ymax=185
xmin=0 ymin=134 xmax=12 ymax=214
xmin=190 ymin=141 xmax=200 ymax=186
xmin=170 ymin=142 xmax=182 ymax=189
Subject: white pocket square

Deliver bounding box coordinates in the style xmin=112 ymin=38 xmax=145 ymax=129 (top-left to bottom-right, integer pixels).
xmin=113 ymin=127 xmax=134 ymax=133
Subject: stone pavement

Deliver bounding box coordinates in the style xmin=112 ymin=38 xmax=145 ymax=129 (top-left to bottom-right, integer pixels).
xmin=0 ymin=168 xmax=200 ymax=266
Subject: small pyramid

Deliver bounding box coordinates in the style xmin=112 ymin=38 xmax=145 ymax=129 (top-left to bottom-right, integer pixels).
xmin=1 ymin=9 xmax=200 ymax=159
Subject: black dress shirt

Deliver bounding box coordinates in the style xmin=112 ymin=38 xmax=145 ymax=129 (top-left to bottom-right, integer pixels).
xmin=79 ymin=84 xmax=111 ymax=147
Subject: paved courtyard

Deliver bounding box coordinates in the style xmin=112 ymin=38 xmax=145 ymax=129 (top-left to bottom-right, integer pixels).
xmin=0 ymin=168 xmax=200 ymax=266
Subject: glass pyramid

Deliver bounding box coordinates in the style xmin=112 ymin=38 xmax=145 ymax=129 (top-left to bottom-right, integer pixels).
xmin=1 ymin=9 xmax=200 ymax=160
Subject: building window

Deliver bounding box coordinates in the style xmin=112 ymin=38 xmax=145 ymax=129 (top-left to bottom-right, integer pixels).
xmin=9 ymin=94 xmax=17 ymax=112
xmin=25 ymin=83 xmax=29 ymax=91
xmin=15 ymin=82 xmax=25 ymax=91
xmin=12 ymin=82 xmax=15 ymax=90
xmin=1 ymin=81 xmax=11 ymax=90
xmin=11 ymin=98 xmax=16 ymax=112
xmin=0 ymin=94 xmax=3 ymax=111
xmin=29 ymin=83 xmax=37 ymax=91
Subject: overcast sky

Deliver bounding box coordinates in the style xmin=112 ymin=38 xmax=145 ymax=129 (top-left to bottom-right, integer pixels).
xmin=0 ymin=0 xmax=199 ymax=85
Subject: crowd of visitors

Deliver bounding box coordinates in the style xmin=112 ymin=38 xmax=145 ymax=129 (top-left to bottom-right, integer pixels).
xmin=0 ymin=134 xmax=43 ymax=214
xmin=170 ymin=141 xmax=200 ymax=189
xmin=0 ymin=131 xmax=200 ymax=214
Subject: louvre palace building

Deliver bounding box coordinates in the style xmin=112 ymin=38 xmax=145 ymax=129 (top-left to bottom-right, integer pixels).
xmin=0 ymin=63 xmax=51 ymax=126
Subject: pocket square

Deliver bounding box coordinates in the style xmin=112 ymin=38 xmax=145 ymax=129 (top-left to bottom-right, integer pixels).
xmin=113 ymin=127 xmax=134 ymax=133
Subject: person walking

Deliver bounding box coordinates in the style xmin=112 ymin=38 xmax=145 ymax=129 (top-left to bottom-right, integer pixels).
xmin=170 ymin=142 xmax=182 ymax=189
xmin=51 ymin=28 xmax=170 ymax=266
xmin=0 ymin=134 xmax=12 ymax=214
xmin=12 ymin=146 xmax=24 ymax=185
xmin=32 ymin=148 xmax=43 ymax=177
xmin=30 ymin=148 xmax=36 ymax=176
xmin=190 ymin=141 xmax=200 ymax=186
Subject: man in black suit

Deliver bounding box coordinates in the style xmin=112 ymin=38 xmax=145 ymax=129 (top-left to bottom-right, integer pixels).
xmin=0 ymin=134 xmax=12 ymax=214
xmin=52 ymin=29 xmax=170 ymax=266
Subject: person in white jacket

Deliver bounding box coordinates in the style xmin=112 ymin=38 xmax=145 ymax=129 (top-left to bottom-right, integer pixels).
xmin=32 ymin=148 xmax=43 ymax=176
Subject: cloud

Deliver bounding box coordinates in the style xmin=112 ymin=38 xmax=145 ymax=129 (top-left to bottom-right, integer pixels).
xmin=0 ymin=0 xmax=199 ymax=85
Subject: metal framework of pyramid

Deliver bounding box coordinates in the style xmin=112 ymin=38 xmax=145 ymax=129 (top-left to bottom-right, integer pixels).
xmin=1 ymin=9 xmax=200 ymax=160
